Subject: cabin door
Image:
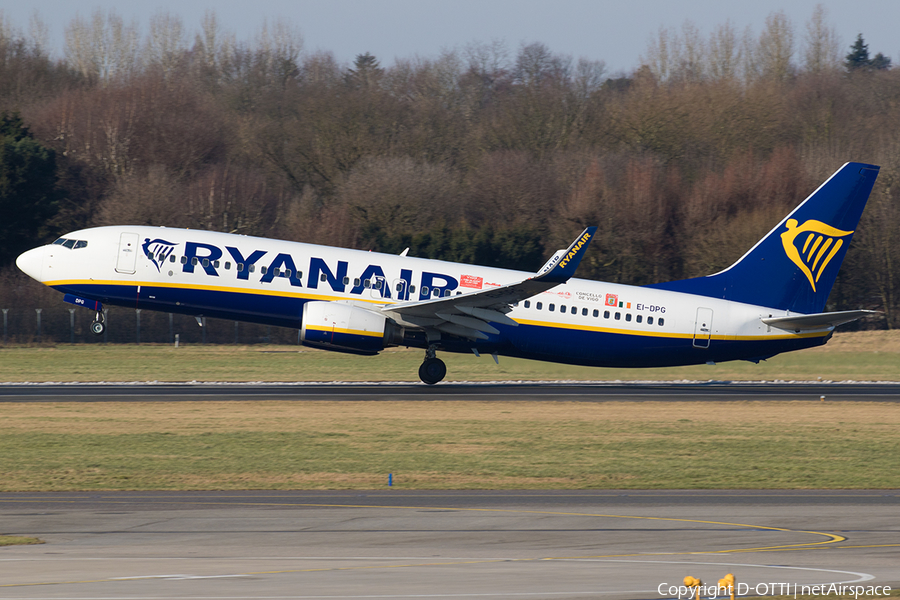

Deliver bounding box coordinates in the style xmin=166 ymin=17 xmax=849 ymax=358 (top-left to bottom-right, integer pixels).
xmin=115 ymin=232 xmax=140 ymax=274
xmin=693 ymin=307 xmax=713 ymax=348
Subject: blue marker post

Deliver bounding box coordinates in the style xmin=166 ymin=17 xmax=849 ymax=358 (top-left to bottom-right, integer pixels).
xmin=388 ymin=473 xmax=393 ymax=487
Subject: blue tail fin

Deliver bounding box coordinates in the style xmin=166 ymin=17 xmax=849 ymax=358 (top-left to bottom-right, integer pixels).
xmin=647 ymin=162 xmax=880 ymax=313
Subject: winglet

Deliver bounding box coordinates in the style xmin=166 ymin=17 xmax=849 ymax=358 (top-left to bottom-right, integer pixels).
xmin=536 ymin=227 xmax=597 ymax=283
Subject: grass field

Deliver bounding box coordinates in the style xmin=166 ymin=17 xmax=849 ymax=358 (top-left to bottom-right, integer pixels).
xmin=0 ymin=330 xmax=898 ymax=382
xmin=1 ymin=400 xmax=898 ymax=491
xmin=0 ymin=535 xmax=42 ymax=546
xmin=0 ymin=330 xmax=897 ymax=494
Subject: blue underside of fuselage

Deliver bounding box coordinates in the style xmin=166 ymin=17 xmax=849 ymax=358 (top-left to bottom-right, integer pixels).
xmin=54 ymin=283 xmax=829 ymax=368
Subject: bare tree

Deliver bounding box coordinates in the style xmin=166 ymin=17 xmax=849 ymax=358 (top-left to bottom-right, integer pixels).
xmin=753 ymin=11 xmax=795 ymax=81
xmin=678 ymin=21 xmax=705 ymax=83
xmin=802 ymin=4 xmax=841 ymax=74
xmin=254 ymin=17 xmax=303 ymax=88
xmin=145 ymin=11 xmax=186 ymax=78
xmin=192 ymin=9 xmax=236 ymax=81
xmin=64 ymin=9 xmax=139 ymax=85
xmin=641 ymin=26 xmax=678 ymax=83
xmin=707 ymin=21 xmax=741 ymax=82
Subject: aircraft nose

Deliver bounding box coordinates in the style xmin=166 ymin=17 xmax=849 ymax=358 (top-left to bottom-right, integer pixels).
xmin=16 ymin=246 xmax=45 ymax=282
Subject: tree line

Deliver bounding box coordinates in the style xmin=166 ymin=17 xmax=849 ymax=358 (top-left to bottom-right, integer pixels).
xmin=1 ymin=6 xmax=899 ymax=341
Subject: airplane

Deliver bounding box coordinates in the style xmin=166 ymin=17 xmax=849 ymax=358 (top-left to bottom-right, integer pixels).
xmin=16 ymin=162 xmax=879 ymax=384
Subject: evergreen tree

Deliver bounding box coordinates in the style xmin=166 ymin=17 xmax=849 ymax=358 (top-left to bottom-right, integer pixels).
xmin=844 ymin=34 xmax=891 ymax=72
xmin=0 ymin=111 xmax=60 ymax=266
xmin=871 ymin=52 xmax=892 ymax=70
xmin=845 ymin=34 xmax=870 ymax=71
xmin=345 ymin=52 xmax=382 ymax=88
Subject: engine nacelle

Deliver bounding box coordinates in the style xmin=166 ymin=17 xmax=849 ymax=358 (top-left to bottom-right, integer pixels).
xmin=300 ymin=301 xmax=403 ymax=355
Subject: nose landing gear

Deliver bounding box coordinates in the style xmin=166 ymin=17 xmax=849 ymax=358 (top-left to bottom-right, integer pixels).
xmin=418 ymin=345 xmax=446 ymax=385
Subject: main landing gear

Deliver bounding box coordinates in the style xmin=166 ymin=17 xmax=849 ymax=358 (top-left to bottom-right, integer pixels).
xmin=418 ymin=345 xmax=446 ymax=385
xmin=90 ymin=311 xmax=105 ymax=335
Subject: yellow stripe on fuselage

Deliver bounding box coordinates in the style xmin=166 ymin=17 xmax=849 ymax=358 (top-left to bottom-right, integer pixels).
xmin=513 ymin=318 xmax=830 ymax=342
xmin=44 ymin=279 xmax=393 ymax=306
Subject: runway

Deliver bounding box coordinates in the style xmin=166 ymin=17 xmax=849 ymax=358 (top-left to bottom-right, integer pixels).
xmin=1 ymin=381 xmax=900 ymax=402
xmin=1 ymin=490 xmax=897 ymax=599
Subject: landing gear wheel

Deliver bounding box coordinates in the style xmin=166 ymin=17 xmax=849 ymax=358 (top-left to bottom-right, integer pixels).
xmin=418 ymin=357 xmax=447 ymax=385
xmin=90 ymin=321 xmax=105 ymax=335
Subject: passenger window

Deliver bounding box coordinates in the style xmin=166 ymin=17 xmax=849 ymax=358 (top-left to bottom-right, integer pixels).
xmin=342 ymin=276 xmax=350 ymax=285
xmin=249 ymin=264 xmax=255 ymax=273
xmin=214 ymin=260 xmax=220 ymax=268
xmin=604 ymin=310 xmax=610 ymax=319
xmin=354 ymin=278 xmax=361 ymax=287
xmin=237 ymin=263 xmax=244 ymax=272
xmin=648 ymin=316 xmax=654 ymax=325
xmin=191 ymin=257 xmax=198 ymax=266
xmin=147 ymin=252 xmax=154 ymax=261
xmin=582 ymin=308 xmax=588 ymax=316
xmin=572 ymin=306 xmax=577 ymax=315
xmin=169 ymin=255 xmax=176 ymax=263
xmin=615 ymin=312 xmax=621 ymax=320
xmin=592 ymin=309 xmax=599 ymax=317
xmin=202 ymin=258 xmax=209 ymax=267
xmin=443 ymin=289 xmax=451 ymax=297
xmin=364 ymin=279 xmax=371 ymax=288
xmin=225 ymin=262 xmax=231 ymax=270
xmin=396 ymin=282 xmax=404 ymax=292
xmin=261 ymin=266 xmax=267 ymax=275
xmin=284 ymin=269 xmax=291 ymax=277
xmin=422 ymin=286 xmax=430 ymax=296
xmin=636 ymin=315 xmax=643 ymax=323
xmin=536 ymin=302 xmax=543 ymax=310
xmin=181 ymin=256 xmax=187 ymax=264
xmin=549 ymin=304 xmax=555 ymax=312
xmin=659 ymin=318 xmax=665 ymax=326
xmin=524 ymin=301 xmax=531 ymax=308
xmin=560 ymin=305 xmax=566 ymax=312
xmin=321 ymin=273 xmax=328 ymax=282
xmin=625 ymin=313 xmax=632 ymax=322
xmin=374 ymin=280 xmax=382 ymax=289
xmin=409 ymin=285 xmax=416 ymax=294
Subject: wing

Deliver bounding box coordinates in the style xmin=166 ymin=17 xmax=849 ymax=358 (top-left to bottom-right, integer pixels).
xmin=382 ymin=227 xmax=597 ymax=340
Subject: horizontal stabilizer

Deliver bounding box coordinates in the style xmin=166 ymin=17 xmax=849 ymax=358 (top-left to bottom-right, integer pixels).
xmin=761 ymin=310 xmax=877 ymax=331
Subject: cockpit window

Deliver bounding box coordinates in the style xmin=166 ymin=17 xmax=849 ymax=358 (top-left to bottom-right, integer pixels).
xmin=54 ymin=238 xmax=88 ymax=249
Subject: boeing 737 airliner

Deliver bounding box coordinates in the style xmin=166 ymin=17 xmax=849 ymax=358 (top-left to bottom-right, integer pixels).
xmin=17 ymin=162 xmax=879 ymax=384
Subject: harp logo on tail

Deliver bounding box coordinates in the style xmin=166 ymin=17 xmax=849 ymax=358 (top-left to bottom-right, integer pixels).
xmin=780 ymin=219 xmax=853 ymax=292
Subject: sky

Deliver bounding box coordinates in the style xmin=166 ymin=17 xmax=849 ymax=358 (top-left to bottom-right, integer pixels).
xmin=2 ymin=0 xmax=898 ymax=75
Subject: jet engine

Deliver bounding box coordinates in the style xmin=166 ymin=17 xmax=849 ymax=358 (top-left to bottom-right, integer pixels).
xmin=300 ymin=301 xmax=403 ymax=355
